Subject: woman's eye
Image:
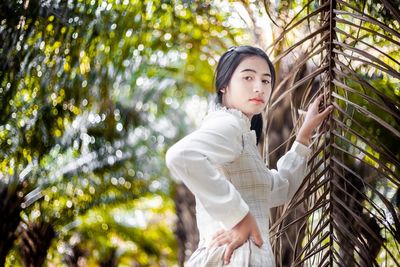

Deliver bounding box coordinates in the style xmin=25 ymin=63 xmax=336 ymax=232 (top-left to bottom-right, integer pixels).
xmin=244 ymin=76 xmax=253 ymax=80
xmin=262 ymin=80 xmax=270 ymax=84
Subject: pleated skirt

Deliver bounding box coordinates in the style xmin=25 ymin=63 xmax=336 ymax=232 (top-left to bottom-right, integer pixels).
xmin=185 ymin=239 xmax=276 ymax=267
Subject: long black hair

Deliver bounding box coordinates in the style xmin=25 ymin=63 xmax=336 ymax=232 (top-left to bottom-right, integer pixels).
xmin=214 ymin=45 xmax=276 ymax=144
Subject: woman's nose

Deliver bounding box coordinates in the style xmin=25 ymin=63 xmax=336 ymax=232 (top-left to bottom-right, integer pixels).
xmin=253 ymin=81 xmax=263 ymax=93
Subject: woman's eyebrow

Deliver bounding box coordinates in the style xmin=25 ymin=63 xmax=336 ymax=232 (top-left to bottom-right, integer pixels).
xmin=240 ymin=68 xmax=271 ymax=77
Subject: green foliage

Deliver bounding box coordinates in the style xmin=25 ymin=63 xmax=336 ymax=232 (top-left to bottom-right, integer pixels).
xmin=0 ymin=0 xmax=240 ymax=265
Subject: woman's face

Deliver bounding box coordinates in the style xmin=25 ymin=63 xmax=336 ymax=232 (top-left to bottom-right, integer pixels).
xmin=222 ymin=56 xmax=272 ymax=119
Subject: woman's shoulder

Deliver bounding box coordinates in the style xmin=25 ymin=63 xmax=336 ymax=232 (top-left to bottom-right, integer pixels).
xmin=166 ymin=103 xmax=246 ymax=168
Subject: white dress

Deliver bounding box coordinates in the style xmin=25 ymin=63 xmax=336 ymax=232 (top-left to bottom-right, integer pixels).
xmin=166 ymin=104 xmax=311 ymax=267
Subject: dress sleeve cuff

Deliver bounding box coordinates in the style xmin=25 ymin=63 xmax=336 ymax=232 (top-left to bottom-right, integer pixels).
xmin=219 ymin=199 xmax=249 ymax=230
xmin=291 ymin=141 xmax=312 ymax=157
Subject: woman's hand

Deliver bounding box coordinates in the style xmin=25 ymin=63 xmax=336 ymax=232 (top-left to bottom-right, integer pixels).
xmin=209 ymin=212 xmax=263 ymax=265
xmin=296 ymin=94 xmax=334 ymax=146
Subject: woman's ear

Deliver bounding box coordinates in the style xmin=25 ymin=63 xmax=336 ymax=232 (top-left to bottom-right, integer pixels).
xmin=220 ymin=87 xmax=226 ymax=93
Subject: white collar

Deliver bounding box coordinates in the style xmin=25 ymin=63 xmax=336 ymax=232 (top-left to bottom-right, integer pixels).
xmin=207 ymin=102 xmax=252 ymax=131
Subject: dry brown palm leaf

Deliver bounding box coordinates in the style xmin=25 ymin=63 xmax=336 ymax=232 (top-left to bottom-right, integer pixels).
xmin=263 ymin=0 xmax=400 ymax=266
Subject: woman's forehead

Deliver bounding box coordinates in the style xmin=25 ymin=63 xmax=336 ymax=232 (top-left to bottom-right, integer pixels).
xmin=235 ymin=56 xmax=271 ymax=75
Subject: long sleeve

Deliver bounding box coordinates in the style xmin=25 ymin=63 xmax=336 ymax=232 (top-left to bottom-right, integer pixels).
xmin=165 ymin=111 xmax=249 ymax=230
xmin=267 ymin=141 xmax=312 ymax=208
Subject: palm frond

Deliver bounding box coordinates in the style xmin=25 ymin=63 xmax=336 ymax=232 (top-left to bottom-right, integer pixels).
xmin=265 ymin=0 xmax=400 ymax=266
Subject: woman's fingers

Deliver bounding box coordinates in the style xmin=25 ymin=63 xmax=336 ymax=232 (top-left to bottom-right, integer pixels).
xmin=209 ymin=233 xmax=231 ymax=249
xmin=211 ymin=229 xmax=225 ymax=240
xmin=312 ymin=94 xmax=324 ymax=109
xmin=210 ymin=213 xmax=263 ymax=264
xmin=317 ymin=105 xmax=334 ymax=120
xmin=316 ymin=94 xmax=324 ymax=103
xmin=251 ymin=227 xmax=263 ymax=247
xmin=297 ymin=95 xmax=332 ymax=142
xmin=223 ymin=238 xmax=242 ymax=265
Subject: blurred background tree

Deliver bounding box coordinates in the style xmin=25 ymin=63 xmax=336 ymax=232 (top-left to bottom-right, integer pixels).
xmin=0 ymin=0 xmax=245 ymax=266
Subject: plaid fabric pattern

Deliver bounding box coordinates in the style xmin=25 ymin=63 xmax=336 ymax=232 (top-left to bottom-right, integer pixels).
xmin=168 ymin=106 xmax=311 ymax=267
xmin=186 ymin=131 xmax=276 ymax=267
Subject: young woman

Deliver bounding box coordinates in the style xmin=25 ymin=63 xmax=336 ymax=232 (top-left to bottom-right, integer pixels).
xmin=166 ymin=46 xmax=333 ymax=266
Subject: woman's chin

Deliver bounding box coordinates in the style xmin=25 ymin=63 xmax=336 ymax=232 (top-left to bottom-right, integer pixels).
xmin=248 ymin=108 xmax=265 ymax=116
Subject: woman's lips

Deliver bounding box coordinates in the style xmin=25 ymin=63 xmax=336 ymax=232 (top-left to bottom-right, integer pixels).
xmin=249 ymin=98 xmax=265 ymax=104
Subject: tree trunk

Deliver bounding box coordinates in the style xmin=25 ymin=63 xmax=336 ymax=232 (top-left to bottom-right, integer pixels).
xmin=62 ymin=243 xmax=86 ymax=267
xmin=173 ymin=183 xmax=198 ymax=266
xmin=17 ymin=220 xmax=56 ymax=267
xmin=0 ymin=182 xmax=24 ymax=266
xmin=99 ymin=247 xmax=118 ymax=267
